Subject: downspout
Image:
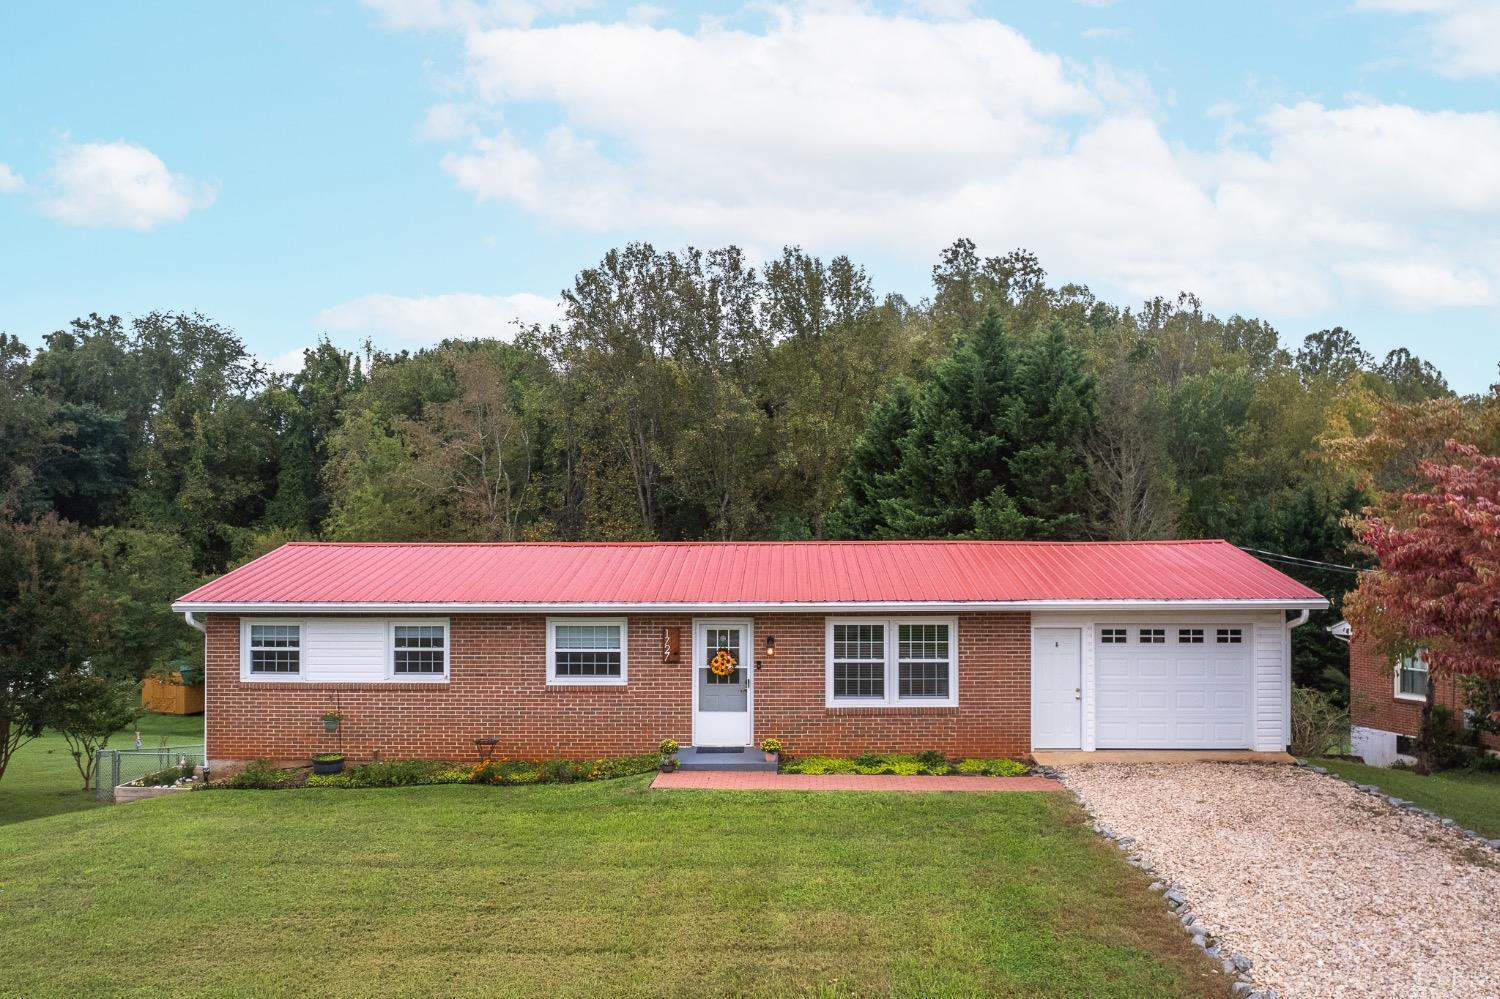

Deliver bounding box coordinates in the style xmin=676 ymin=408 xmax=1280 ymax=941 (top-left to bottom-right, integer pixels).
xmin=183 ymin=612 xmax=208 ymax=776
xmin=1284 ymin=610 xmax=1311 ymax=752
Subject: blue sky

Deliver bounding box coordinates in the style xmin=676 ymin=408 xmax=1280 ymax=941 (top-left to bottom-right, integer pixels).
xmin=1 ymin=1 xmax=1496 ymax=389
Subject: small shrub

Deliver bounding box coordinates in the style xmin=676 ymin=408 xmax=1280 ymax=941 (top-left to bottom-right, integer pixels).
xmin=852 ymin=752 xmax=883 ymax=770
xmin=760 ymin=738 xmax=782 ymax=755
xmin=305 ymin=772 xmax=352 ymax=788
xmin=471 ymin=759 xmax=542 ymax=785
xmin=782 ymin=756 xmax=860 ymax=775
xmin=592 ymin=753 xmax=659 ymax=779
xmin=228 ymin=758 xmax=292 ymax=790
xmin=915 ymin=749 xmax=946 ymax=770
xmin=138 ymin=765 xmax=191 ymax=787
xmin=344 ymin=759 xmax=450 ymax=788
xmin=658 ymin=738 xmax=679 ymax=755
xmin=1289 ymin=685 xmax=1350 ymax=758
xmin=954 ymin=758 xmax=1028 ymax=777
xmin=1419 ymin=705 xmax=1475 ymax=771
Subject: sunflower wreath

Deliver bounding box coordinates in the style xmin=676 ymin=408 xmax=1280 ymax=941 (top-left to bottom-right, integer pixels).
xmin=708 ymin=648 xmax=738 ymax=676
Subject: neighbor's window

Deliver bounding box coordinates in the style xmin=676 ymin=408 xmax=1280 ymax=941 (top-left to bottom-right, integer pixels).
xmin=1177 ymin=628 xmax=1205 ymax=644
xmin=248 ymin=623 xmax=300 ymax=675
xmin=828 ymin=619 xmax=958 ymax=707
xmin=548 ymin=619 xmax=627 ymax=684
xmin=1139 ymin=628 xmax=1166 ymax=644
xmin=392 ymin=623 xmax=447 ymax=677
xmin=1216 ymin=628 xmax=1243 ymax=644
xmin=1396 ymin=652 xmax=1428 ymax=700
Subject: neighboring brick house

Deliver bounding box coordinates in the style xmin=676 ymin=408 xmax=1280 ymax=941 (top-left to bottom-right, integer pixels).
xmin=1344 ymin=622 xmax=1500 ymax=766
xmin=173 ymin=541 xmax=1326 ymax=771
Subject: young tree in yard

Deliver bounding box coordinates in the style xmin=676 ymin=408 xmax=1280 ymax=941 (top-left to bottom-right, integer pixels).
xmin=1346 ymin=442 xmax=1500 ymax=773
xmin=48 ymin=671 xmax=140 ymax=790
xmin=0 ymin=517 xmax=111 ymax=784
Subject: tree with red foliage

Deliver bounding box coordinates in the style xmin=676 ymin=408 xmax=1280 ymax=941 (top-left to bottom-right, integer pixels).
xmin=1346 ymin=441 xmax=1500 ymax=772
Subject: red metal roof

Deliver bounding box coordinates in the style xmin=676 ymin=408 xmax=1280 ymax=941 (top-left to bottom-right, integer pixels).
xmin=175 ymin=540 xmax=1326 ymax=608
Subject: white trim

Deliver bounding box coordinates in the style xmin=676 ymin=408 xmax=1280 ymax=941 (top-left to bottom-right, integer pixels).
xmin=823 ymin=616 xmax=959 ymax=709
xmin=176 ymin=597 xmax=1327 ymax=614
xmin=546 ymin=616 xmax=629 ymax=686
xmin=387 ymin=618 xmax=450 ymax=683
xmin=239 ymin=618 xmax=305 ymax=681
xmin=1394 ymin=651 xmax=1429 ymax=702
xmin=691 ymin=618 xmax=755 ymax=747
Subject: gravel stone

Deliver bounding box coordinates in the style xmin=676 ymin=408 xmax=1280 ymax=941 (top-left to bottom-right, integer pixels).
xmin=1060 ymin=762 xmax=1500 ymax=999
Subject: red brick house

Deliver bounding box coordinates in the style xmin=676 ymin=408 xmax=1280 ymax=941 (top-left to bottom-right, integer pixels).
xmin=1343 ymin=622 xmax=1500 ymax=765
xmin=172 ymin=540 xmax=1325 ymax=770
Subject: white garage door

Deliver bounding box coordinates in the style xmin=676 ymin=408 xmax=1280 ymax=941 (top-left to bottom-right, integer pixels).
xmin=1095 ymin=625 xmax=1252 ymax=749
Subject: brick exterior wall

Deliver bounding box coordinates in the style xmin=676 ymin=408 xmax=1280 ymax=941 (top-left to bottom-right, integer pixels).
xmin=202 ymin=611 xmax=1033 ymax=768
xmin=1349 ymin=634 xmax=1500 ymax=750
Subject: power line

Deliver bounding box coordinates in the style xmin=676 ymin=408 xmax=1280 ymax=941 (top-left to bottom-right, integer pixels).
xmin=1237 ymin=547 xmax=1365 ymax=575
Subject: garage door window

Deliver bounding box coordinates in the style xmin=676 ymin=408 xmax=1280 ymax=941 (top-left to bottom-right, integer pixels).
xmin=1177 ymin=628 xmax=1205 ymax=644
xmin=1101 ymin=628 xmax=1127 ymax=644
xmin=1139 ymin=628 xmax=1165 ymax=644
xmin=827 ymin=618 xmax=957 ymax=707
xmin=1216 ymin=628 xmax=1243 ymax=644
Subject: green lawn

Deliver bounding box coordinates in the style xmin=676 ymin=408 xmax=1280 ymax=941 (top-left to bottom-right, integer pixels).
xmin=0 ymin=712 xmax=203 ymax=826
xmin=1315 ymin=758 xmax=1500 ymax=838
xmin=0 ymin=780 xmax=1232 ymax=999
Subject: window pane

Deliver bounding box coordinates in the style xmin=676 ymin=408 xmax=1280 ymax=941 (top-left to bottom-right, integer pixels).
xmin=833 ymin=623 xmax=884 ymax=660
xmin=249 ymin=624 xmax=299 ymax=674
xmin=1178 ymin=628 xmax=1204 ymax=644
xmin=555 ymin=624 xmax=620 ymax=651
xmin=1398 ymin=656 xmax=1428 ymax=697
xmin=899 ymin=661 xmax=949 ymax=698
xmin=250 ymin=649 xmax=300 ymax=673
xmin=833 ymin=662 xmax=884 ymax=698
xmin=1101 ymin=628 xmax=1127 ymax=644
xmin=1216 ymin=628 xmax=1243 ymax=644
xmin=1139 ymin=628 xmax=1165 ymax=644
xmin=898 ymin=624 xmax=947 ymax=660
xmin=555 ymin=650 xmax=622 ymax=677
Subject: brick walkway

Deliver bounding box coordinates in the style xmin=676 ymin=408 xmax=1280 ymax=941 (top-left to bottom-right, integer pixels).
xmin=651 ymin=771 xmax=1064 ymax=792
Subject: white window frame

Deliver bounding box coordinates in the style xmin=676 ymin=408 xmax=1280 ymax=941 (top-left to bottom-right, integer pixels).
xmin=387 ymin=619 xmax=451 ymax=683
xmin=240 ymin=618 xmax=305 ymax=681
xmin=546 ymin=617 xmax=629 ymax=686
xmin=825 ymin=616 xmax=959 ymax=708
xmin=1395 ymin=651 xmax=1429 ymax=702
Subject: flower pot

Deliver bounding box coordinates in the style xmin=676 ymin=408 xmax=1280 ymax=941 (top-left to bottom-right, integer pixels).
xmin=322 ymin=719 xmax=339 ymax=733
xmin=312 ymin=756 xmax=345 ymax=776
xmin=764 ymin=751 xmax=778 ymax=763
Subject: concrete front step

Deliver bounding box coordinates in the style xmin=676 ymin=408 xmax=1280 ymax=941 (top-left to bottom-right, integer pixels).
xmin=675 ymin=746 xmax=779 ymax=772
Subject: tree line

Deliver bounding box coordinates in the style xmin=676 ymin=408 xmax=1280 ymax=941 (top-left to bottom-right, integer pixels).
xmin=1 ymin=237 xmax=1491 ymax=781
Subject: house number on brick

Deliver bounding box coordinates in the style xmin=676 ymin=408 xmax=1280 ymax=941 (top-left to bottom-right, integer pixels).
xmin=662 ymin=625 xmax=681 ymax=663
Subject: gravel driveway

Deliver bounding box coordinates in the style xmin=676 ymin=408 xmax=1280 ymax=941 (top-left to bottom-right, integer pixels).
xmin=1058 ymin=762 xmax=1500 ymax=999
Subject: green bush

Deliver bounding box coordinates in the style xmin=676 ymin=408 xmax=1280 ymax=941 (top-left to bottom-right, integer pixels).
xmin=954 ymin=758 xmax=1028 ymax=777
xmin=344 ymin=759 xmax=452 ymax=787
xmin=227 ymin=758 xmax=293 ymax=790
xmin=1290 ymin=685 xmax=1350 ymax=757
xmin=471 ymin=759 xmax=542 ymax=785
xmin=783 ymin=753 xmax=1028 ymax=777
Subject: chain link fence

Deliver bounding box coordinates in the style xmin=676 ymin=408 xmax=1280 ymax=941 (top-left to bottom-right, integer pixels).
xmin=94 ymin=745 xmax=206 ymax=802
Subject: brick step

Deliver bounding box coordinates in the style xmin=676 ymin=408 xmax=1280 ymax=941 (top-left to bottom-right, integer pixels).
xmin=675 ymin=747 xmax=779 ymax=772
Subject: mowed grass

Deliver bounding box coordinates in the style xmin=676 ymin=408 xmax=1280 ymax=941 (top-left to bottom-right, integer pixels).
xmin=0 ymin=780 xmax=1232 ymax=999
xmin=0 ymin=712 xmax=203 ymax=826
xmin=1315 ymin=757 xmax=1500 ymax=838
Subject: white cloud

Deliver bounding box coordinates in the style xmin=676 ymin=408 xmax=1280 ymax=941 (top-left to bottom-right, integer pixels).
xmin=0 ymin=163 xmax=23 ymax=193
xmin=260 ymin=346 xmax=314 ymax=376
xmin=1356 ymin=0 xmax=1500 ymax=77
xmin=399 ymin=3 xmax=1500 ymax=316
xmin=316 ymin=292 xmax=564 ymax=341
xmin=39 ymin=141 xmax=217 ymax=230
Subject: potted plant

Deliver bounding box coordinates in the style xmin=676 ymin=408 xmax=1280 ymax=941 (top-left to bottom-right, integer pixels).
xmin=321 ymin=711 xmax=344 ymax=733
xmin=658 ymin=738 xmax=680 ymax=772
xmin=312 ymin=752 xmax=346 ymax=776
xmin=760 ymin=738 xmax=782 ymax=763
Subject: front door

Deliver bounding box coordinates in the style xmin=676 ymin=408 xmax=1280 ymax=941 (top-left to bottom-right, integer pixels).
xmin=1032 ymin=627 xmax=1082 ymax=749
xmin=692 ymin=619 xmax=753 ymax=747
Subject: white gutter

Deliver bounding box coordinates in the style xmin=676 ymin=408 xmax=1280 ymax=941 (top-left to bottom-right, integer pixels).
xmin=173 ymin=597 xmax=1329 ymax=615
xmin=1284 ymin=608 xmax=1312 ymax=751
xmin=182 ymin=611 xmax=208 ymax=777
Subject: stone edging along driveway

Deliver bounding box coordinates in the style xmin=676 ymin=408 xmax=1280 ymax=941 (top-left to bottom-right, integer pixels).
xmin=1049 ymin=761 xmax=1500 ymax=999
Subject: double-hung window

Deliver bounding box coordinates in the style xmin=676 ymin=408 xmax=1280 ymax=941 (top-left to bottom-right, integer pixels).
xmin=826 ymin=618 xmax=958 ymax=707
xmin=391 ymin=621 xmax=448 ymax=680
xmin=1396 ymin=651 xmax=1428 ymax=701
xmin=245 ymin=622 xmax=301 ymax=677
xmin=548 ymin=618 xmax=628 ymax=685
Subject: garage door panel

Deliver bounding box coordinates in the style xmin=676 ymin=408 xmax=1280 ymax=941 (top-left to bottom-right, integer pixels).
xmin=1095 ymin=624 xmax=1252 ymax=749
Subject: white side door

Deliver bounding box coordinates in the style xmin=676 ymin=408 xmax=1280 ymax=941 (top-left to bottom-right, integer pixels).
xmin=1032 ymin=628 xmax=1082 ymax=749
